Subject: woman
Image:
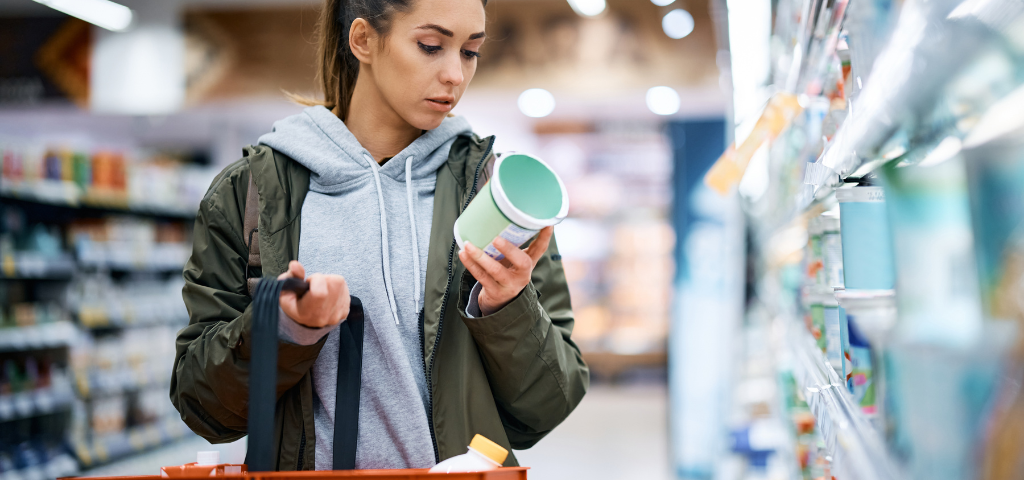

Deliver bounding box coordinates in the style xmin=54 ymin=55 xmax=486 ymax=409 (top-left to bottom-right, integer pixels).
xmin=170 ymin=0 xmax=589 ymax=472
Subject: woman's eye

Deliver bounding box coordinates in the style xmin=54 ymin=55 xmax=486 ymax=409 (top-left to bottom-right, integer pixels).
xmin=418 ymin=42 xmax=442 ymax=55
xmin=462 ymin=49 xmax=481 ymax=59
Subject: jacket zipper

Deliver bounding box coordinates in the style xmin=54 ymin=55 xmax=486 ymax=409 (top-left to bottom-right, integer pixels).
xmin=424 ymin=137 xmax=495 ymax=463
xmin=297 ymin=427 xmax=306 ymax=470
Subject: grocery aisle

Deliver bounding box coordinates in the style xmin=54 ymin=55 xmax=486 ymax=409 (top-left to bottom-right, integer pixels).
xmin=710 ymin=0 xmax=1024 ymax=476
xmin=515 ymin=384 xmax=672 ymax=480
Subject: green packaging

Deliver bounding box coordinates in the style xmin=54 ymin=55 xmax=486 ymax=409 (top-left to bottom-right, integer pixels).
xmin=454 ymin=153 xmax=569 ymax=260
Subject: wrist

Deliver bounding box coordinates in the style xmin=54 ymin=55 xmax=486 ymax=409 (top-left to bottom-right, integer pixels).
xmin=479 ymin=292 xmax=515 ymax=316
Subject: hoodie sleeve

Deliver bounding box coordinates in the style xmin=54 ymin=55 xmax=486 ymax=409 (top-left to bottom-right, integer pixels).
xmin=170 ymin=159 xmax=327 ymax=443
xmin=457 ymin=235 xmax=590 ymax=449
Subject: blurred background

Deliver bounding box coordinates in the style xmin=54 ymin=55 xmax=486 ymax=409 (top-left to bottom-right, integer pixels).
xmin=1 ymin=0 xmax=1023 ymax=479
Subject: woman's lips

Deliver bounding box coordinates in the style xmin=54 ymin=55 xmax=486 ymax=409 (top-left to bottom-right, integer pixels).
xmin=426 ymin=97 xmax=454 ymax=112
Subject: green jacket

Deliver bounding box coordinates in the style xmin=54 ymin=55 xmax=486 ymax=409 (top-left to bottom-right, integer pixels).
xmin=170 ymin=134 xmax=589 ymax=470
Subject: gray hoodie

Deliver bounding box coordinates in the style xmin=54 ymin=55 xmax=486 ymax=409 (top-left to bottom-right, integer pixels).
xmin=258 ymin=105 xmax=472 ymax=470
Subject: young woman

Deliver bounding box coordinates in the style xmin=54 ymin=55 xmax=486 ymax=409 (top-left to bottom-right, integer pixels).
xmin=170 ymin=0 xmax=589 ymax=472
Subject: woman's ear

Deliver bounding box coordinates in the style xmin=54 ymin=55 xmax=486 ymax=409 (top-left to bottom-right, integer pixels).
xmin=349 ymin=18 xmax=375 ymax=64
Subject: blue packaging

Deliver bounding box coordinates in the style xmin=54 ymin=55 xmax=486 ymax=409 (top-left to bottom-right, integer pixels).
xmin=836 ymin=185 xmax=896 ymax=289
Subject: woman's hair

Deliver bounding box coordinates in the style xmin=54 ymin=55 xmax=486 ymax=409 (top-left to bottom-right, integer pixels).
xmin=292 ymin=0 xmax=487 ymax=120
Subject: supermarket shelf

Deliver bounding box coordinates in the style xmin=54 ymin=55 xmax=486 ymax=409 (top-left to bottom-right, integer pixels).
xmin=582 ymin=351 xmax=668 ymax=379
xmin=72 ymin=416 xmax=192 ymax=470
xmin=3 ymin=453 xmax=79 ymax=480
xmin=0 ymin=322 xmax=77 ymax=353
xmin=0 ymin=255 xmax=76 ymax=281
xmin=74 ymin=310 xmax=188 ymax=330
xmin=75 ymin=371 xmax=171 ymax=400
xmin=0 ymin=387 xmax=75 ymax=423
xmin=76 ymin=260 xmax=186 ymax=274
xmin=789 ymin=324 xmax=902 ymax=480
xmin=0 ymin=185 xmax=196 ymax=220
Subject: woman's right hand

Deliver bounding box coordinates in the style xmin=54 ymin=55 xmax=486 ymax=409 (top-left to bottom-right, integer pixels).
xmin=277 ymin=260 xmax=350 ymax=328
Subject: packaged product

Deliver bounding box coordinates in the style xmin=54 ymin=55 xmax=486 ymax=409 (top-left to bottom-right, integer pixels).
xmin=454 ymin=153 xmax=568 ymax=261
xmin=428 ymin=434 xmax=508 ymax=473
xmin=818 ymin=212 xmax=843 ymax=288
xmin=836 ymin=182 xmax=895 ymax=290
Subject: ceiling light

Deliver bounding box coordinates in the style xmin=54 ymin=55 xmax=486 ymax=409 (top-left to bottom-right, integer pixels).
xmin=34 ymin=0 xmax=133 ymax=32
xmin=646 ymin=86 xmax=681 ymax=116
xmin=567 ymin=0 xmax=607 ymax=17
xmin=518 ymin=89 xmax=556 ymax=118
xmin=662 ymin=9 xmax=695 ymax=39
xmin=652 ymin=0 xmax=676 ymax=5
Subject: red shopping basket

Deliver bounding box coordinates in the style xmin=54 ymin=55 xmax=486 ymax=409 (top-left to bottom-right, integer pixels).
xmin=61 ymin=468 xmax=529 ymax=480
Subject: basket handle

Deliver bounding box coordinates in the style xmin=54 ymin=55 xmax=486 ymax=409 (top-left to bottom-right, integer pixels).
xmin=247 ymin=277 xmax=363 ymax=471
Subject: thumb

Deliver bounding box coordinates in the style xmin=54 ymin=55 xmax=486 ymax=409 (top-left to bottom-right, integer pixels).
xmin=279 ymin=290 xmax=299 ymax=319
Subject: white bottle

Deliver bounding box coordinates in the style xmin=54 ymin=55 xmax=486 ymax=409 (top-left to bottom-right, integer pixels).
xmin=428 ymin=434 xmax=508 ymax=474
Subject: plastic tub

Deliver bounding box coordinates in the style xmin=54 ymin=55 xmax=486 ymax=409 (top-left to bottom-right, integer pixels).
xmin=454 ymin=153 xmax=568 ymax=260
xmin=804 ymin=287 xmax=843 ymax=372
xmin=835 ymin=289 xmax=896 ymax=424
xmin=836 ymin=186 xmax=895 ymax=289
xmin=819 ymin=212 xmax=844 ymax=288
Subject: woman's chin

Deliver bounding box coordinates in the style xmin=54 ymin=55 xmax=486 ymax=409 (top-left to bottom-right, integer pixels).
xmin=407 ymin=110 xmax=449 ymax=131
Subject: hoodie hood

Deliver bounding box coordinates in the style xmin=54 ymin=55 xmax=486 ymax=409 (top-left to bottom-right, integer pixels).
xmin=258 ymin=105 xmax=472 ymax=189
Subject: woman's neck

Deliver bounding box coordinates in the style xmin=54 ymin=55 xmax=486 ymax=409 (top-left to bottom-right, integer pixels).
xmin=344 ymin=71 xmax=422 ymax=164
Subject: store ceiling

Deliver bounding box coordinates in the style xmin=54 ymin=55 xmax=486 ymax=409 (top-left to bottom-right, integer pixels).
xmin=0 ymin=0 xmax=306 ymax=16
xmin=0 ymin=0 xmax=546 ymax=16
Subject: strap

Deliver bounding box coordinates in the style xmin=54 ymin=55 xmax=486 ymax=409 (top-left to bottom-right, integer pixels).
xmin=332 ymin=297 xmax=364 ymax=470
xmin=246 ymin=278 xmax=284 ymax=472
xmin=246 ymin=277 xmax=365 ymax=472
xmin=245 ymin=169 xmax=261 ymax=296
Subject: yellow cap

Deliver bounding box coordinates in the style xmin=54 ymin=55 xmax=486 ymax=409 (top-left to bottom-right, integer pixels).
xmin=469 ymin=434 xmax=508 ymax=465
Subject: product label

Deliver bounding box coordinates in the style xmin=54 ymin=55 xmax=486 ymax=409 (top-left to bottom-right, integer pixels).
xmin=846 ymin=346 xmax=875 ymax=414
xmin=483 ymin=223 xmax=540 ymax=260
xmin=823 ymin=232 xmax=844 ymax=287
xmin=824 ymin=306 xmax=843 ymax=372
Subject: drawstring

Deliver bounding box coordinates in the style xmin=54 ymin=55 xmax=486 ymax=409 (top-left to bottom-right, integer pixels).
xmin=363 ymin=153 xmax=402 ymax=326
xmin=405 ymin=156 xmax=422 ymax=313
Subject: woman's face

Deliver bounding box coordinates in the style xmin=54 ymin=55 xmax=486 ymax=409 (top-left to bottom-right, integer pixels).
xmin=366 ymin=0 xmax=486 ymax=130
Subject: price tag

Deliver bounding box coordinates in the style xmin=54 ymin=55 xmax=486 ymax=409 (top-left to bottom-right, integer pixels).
xmin=75 ymin=440 xmax=93 ymax=467
xmin=83 ymin=306 xmax=111 ymax=328
xmin=2 ymin=255 xmax=15 ymax=277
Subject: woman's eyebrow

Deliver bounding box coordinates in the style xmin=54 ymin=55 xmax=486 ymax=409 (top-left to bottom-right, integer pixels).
xmin=417 ymin=23 xmax=486 ymax=40
xmin=417 ymin=24 xmax=454 ymax=37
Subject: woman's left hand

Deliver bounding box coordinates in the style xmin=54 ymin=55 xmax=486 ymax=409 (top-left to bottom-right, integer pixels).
xmin=458 ymin=226 xmax=554 ymax=316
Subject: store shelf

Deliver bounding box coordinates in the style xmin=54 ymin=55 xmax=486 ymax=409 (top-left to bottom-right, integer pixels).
xmin=0 ymin=386 xmax=75 ymax=423
xmin=1 ymin=254 xmax=76 ymax=281
xmin=76 ymin=260 xmax=187 ymax=274
xmin=582 ymin=351 xmax=668 ymax=379
xmin=74 ymin=370 xmax=171 ymax=400
xmin=789 ymin=323 xmax=901 ymax=480
xmin=74 ymin=309 xmax=187 ymax=331
xmin=0 ymin=322 xmax=77 ymax=353
xmin=2 ymin=452 xmax=79 ymax=480
xmin=72 ymin=416 xmax=192 ymax=470
xmin=0 ymin=185 xmax=196 ymax=220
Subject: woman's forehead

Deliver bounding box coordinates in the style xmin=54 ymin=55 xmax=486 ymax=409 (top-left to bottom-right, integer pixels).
xmin=399 ymin=0 xmax=486 ymax=35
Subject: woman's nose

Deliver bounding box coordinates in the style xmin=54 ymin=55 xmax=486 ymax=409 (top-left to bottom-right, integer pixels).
xmin=440 ymin=53 xmax=465 ymax=86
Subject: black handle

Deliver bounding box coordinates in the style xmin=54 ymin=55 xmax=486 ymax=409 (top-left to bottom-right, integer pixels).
xmin=280 ymin=277 xmax=309 ymax=297
xmin=246 ymin=277 xmax=363 ymax=472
